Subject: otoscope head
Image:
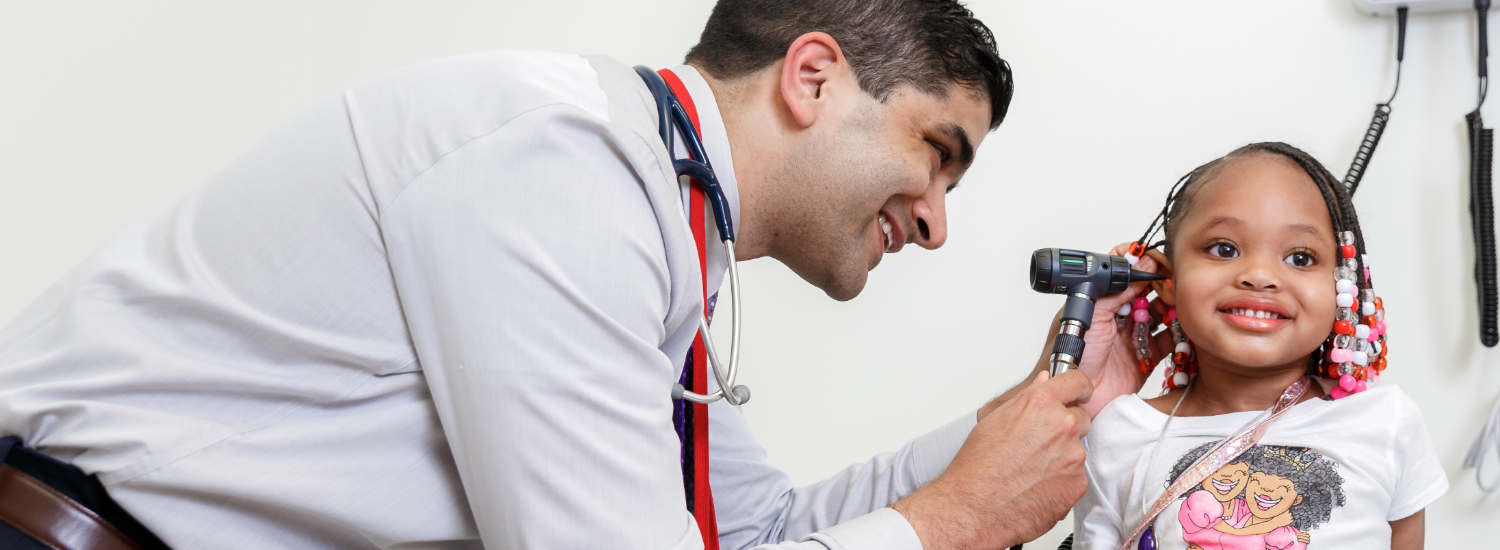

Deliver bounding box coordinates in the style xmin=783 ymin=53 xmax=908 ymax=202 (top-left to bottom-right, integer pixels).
xmin=1030 ymin=248 xmax=1164 ymax=297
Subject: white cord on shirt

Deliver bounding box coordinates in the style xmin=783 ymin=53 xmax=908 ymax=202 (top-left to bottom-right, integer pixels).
xmin=1140 ymin=381 xmax=1193 ymax=513
xmin=1464 ymin=390 xmax=1500 ymax=491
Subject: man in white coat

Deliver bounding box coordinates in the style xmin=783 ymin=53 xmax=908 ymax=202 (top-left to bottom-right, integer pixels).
xmin=0 ymin=1 xmax=1156 ymax=549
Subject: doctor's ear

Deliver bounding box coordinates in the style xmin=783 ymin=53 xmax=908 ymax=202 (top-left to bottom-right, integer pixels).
xmin=779 ymin=32 xmax=850 ymax=128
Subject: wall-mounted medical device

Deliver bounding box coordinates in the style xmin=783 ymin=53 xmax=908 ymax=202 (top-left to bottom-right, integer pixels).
xmin=1353 ymin=0 xmax=1478 ymax=15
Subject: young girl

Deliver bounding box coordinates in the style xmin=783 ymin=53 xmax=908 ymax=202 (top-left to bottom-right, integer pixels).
xmin=1072 ymin=143 xmax=1447 ymax=550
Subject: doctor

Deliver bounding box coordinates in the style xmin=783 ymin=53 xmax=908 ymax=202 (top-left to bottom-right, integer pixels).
xmin=0 ymin=1 xmax=1157 ymax=549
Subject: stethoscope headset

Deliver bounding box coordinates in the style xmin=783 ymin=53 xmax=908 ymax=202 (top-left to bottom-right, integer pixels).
xmin=634 ymin=66 xmax=751 ymax=406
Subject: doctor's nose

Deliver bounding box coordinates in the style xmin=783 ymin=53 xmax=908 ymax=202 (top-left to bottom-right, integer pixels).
xmin=911 ymin=195 xmax=947 ymax=250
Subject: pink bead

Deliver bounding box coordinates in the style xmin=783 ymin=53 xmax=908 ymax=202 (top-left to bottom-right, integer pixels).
xmin=1134 ymin=297 xmax=1149 ymax=310
xmin=1330 ymin=386 xmax=1348 ymax=400
xmin=1329 ymin=348 xmax=1353 ymax=363
xmin=1133 ymin=309 xmax=1150 ymax=323
xmin=1375 ymin=321 xmax=1387 ymax=336
xmin=1354 ymin=380 xmax=1368 ymax=393
xmin=1164 ymin=308 xmax=1178 ymax=323
xmin=1369 ymin=373 xmax=1380 ymax=383
xmin=1364 ymin=268 xmax=1371 ymax=280
xmin=1338 ymin=374 xmax=1356 ymax=391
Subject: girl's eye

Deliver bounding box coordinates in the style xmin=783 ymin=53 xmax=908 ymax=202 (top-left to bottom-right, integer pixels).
xmin=1208 ymin=243 xmax=1238 ymax=259
xmin=1284 ymin=251 xmax=1314 ymax=268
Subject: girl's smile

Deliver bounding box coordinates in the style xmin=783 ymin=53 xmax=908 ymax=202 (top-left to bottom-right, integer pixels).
xmin=1218 ymin=298 xmax=1293 ymax=331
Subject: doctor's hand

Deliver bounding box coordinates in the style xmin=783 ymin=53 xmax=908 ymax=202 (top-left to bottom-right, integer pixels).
xmin=892 ymin=369 xmax=1091 ymax=550
xmin=1040 ymin=242 xmax=1172 ymax=418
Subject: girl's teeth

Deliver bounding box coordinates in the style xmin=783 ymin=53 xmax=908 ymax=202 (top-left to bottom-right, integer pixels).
xmin=1229 ymin=308 xmax=1284 ymax=319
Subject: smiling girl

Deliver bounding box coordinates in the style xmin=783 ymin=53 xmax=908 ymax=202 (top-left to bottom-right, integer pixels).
xmin=1071 ymin=143 xmax=1447 ymax=550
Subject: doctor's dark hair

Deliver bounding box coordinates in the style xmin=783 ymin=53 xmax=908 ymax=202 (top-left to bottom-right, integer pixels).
xmin=685 ymin=0 xmax=1013 ymax=130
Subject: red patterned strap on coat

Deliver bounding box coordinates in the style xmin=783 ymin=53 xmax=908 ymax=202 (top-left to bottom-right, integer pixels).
xmin=659 ymin=67 xmax=720 ymax=550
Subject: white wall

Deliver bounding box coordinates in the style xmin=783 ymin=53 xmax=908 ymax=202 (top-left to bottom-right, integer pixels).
xmin=1 ymin=0 xmax=1496 ymax=546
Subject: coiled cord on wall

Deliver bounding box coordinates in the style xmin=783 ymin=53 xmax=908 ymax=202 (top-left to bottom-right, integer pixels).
xmin=1470 ymin=110 xmax=1497 ymax=348
xmin=1471 ymin=0 xmax=1498 ymax=348
xmin=1342 ymin=7 xmax=1405 ymax=195
xmin=1344 ymin=105 xmax=1392 ymax=195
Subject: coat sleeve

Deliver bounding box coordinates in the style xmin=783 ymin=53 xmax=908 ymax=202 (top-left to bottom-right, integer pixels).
xmin=707 ymin=393 xmax=975 ymax=550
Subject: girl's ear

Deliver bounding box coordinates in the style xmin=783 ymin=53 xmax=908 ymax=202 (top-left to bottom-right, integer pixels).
xmin=1145 ymin=249 xmax=1177 ymax=306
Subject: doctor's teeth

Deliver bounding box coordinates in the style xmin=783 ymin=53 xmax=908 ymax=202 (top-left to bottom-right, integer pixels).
xmin=879 ymin=214 xmax=893 ymax=249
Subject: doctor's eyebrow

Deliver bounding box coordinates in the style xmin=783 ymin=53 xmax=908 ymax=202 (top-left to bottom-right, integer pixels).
xmin=939 ymin=122 xmax=975 ymax=169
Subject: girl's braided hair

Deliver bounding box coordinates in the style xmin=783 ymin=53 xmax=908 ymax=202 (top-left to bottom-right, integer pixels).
xmin=1136 ymin=142 xmax=1374 ymax=377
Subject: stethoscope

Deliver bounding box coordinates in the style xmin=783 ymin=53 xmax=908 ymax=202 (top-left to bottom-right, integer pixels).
xmin=634 ymin=66 xmax=751 ymax=406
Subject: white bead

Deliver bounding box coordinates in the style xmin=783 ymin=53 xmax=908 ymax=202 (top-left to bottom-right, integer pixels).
xmin=1361 ymin=301 xmax=1376 ymax=316
xmin=1337 ymin=293 xmax=1355 ymax=308
xmin=1175 ymin=342 xmax=1192 ymax=354
xmin=1335 ymin=279 xmax=1355 ymax=294
xmin=1125 ymin=253 xmax=1140 ymax=266
xmin=1354 ymin=324 xmax=1370 ymax=339
xmin=1371 ymin=341 xmax=1382 ymax=356
xmin=1118 ymin=304 xmax=1133 ymax=316
xmin=1362 ymin=254 xmax=1372 ymax=268
xmin=1172 ymin=372 xmax=1190 ymax=387
xmin=1354 ymin=351 xmax=1369 ymax=365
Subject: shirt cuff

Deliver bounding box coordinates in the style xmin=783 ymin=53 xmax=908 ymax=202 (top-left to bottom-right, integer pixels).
xmin=909 ymin=412 xmax=978 ymax=488
xmin=800 ymin=508 xmax=923 ymax=550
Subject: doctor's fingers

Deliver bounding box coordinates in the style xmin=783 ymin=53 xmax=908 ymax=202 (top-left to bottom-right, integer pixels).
xmin=1029 ymin=369 xmax=1094 ymax=412
xmin=1064 ymin=403 xmax=1092 ymax=439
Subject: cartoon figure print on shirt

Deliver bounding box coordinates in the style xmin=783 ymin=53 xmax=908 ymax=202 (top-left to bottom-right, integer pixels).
xmin=1168 ymin=442 xmax=1347 ymax=550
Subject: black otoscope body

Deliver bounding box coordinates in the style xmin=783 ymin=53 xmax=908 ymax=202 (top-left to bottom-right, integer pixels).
xmin=1030 ymin=248 xmax=1166 ymax=377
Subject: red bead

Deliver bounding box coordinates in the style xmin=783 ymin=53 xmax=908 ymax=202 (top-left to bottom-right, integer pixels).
xmin=1138 ymin=358 xmax=1154 ymax=374
xmin=1173 ymin=351 xmax=1189 ymax=364
xmin=1333 ymin=320 xmax=1352 ymax=335
xmin=1379 ymin=342 xmax=1389 ymax=358
xmin=1362 ymin=315 xmax=1378 ymax=327
xmin=1341 ymin=245 xmax=1356 ymax=259
xmin=1354 ymin=367 xmax=1367 ymax=381
xmin=1128 ymin=242 xmax=1147 ymax=257
xmin=1374 ymin=297 xmax=1383 ymax=309
xmin=1324 ymin=364 xmax=1340 ymax=379
xmin=1374 ymin=357 xmax=1387 ymax=372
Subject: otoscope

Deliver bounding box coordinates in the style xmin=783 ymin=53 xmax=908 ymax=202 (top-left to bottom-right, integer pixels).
xmin=1029 ymin=248 xmax=1166 ymax=377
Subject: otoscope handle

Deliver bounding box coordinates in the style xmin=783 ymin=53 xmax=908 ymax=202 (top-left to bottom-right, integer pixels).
xmin=1050 ymin=331 xmax=1086 ymax=377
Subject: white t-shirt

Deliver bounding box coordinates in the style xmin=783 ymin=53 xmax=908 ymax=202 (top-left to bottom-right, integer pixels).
xmin=1073 ymin=382 xmax=1447 ymax=550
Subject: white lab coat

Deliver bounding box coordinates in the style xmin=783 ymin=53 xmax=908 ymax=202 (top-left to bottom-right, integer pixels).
xmin=0 ymin=51 xmax=974 ymax=549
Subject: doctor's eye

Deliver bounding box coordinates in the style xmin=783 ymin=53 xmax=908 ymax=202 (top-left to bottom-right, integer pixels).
xmin=1207 ymin=242 xmax=1239 ymax=259
xmin=928 ymin=140 xmax=950 ymax=164
xmin=1283 ymin=250 xmax=1316 ymax=268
